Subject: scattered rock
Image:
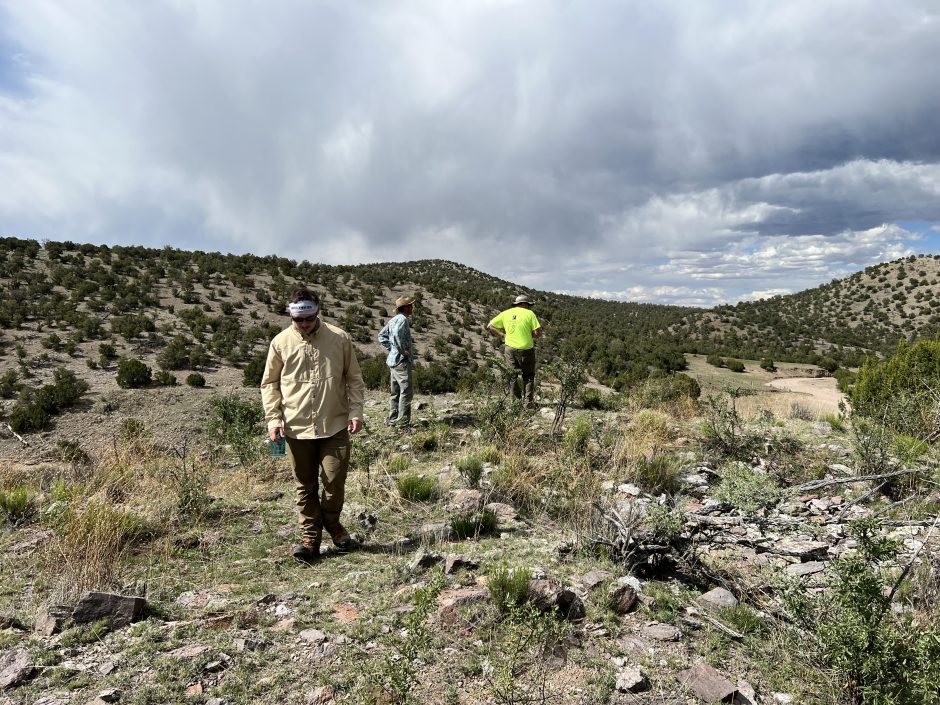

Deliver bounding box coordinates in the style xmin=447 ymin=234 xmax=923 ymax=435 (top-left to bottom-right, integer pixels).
xmin=449 ymin=489 xmax=483 ymax=512
xmin=94 ymin=688 xmax=121 ymax=703
xmin=526 ymin=580 xmax=586 ymax=621
xmin=786 ymin=561 xmax=827 ymax=577
xmin=307 ymin=685 xmax=337 ymax=705
xmin=827 ymin=463 xmax=853 ymax=475
xmin=0 ymin=649 xmax=35 ymax=690
xmin=234 ymin=637 xmax=266 ymax=653
xmin=437 ymin=585 xmax=490 ymax=609
xmin=609 ymin=584 xmax=638 ymax=614
xmin=615 ymin=665 xmax=650 ymax=693
xmin=407 ymin=549 xmax=443 ymax=571
xmin=35 ymin=604 xmax=72 ymax=636
xmin=581 ymin=570 xmax=614 ymax=591
xmin=300 ymin=629 xmax=328 ymax=644
xmin=677 ymin=662 xmax=738 ymax=702
xmin=444 ymin=554 xmax=480 ymax=575
xmin=167 ymin=644 xmax=212 ymax=659
xmin=72 ymin=592 xmax=146 ymax=628
xmin=640 ymin=622 xmax=681 ymax=642
xmin=695 ymin=587 xmax=738 ymax=613
xmin=618 ymin=635 xmax=651 ymax=653
xmin=773 ymin=694 xmax=794 ymax=704
xmin=0 ymin=614 xmax=23 ymax=630
xmin=769 ymin=538 xmax=829 ymax=560
xmin=484 ymin=502 xmax=518 ymax=522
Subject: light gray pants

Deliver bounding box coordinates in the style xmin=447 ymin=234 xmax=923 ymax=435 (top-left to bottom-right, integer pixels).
xmin=388 ymin=362 xmax=413 ymax=425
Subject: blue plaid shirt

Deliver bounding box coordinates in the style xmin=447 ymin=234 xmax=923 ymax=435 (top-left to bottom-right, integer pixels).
xmin=378 ymin=313 xmax=412 ymax=367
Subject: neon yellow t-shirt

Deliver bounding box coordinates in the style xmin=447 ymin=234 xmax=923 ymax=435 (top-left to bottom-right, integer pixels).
xmin=489 ymin=307 xmax=541 ymax=350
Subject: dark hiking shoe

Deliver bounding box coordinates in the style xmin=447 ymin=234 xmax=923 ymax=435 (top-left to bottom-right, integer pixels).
xmin=333 ymin=535 xmax=361 ymax=554
xmin=292 ymin=539 xmax=321 ymax=564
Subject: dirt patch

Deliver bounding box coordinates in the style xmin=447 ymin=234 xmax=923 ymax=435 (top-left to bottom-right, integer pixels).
xmin=766 ymin=376 xmax=845 ymax=415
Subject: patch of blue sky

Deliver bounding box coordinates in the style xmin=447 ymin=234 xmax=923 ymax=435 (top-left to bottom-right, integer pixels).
xmin=896 ymin=221 xmax=940 ymax=252
xmin=0 ymin=22 xmax=32 ymax=98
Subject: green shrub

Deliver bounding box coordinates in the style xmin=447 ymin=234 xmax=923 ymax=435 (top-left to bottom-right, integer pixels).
xmin=760 ymin=358 xmax=776 ymax=372
xmin=185 ymin=372 xmax=206 ymax=388
xmin=631 ymin=373 xmax=701 ymax=407
xmin=0 ymin=487 xmax=36 ymax=524
xmin=488 ymin=563 xmax=531 ymax=611
xmin=714 ymin=462 xmax=782 ymax=514
xmin=819 ymin=413 xmax=846 ymax=432
xmin=54 ymin=439 xmax=89 ymax=465
xmin=632 ymin=454 xmax=683 ymax=496
xmin=412 ymin=425 xmax=446 ymax=452
xmin=360 ymin=354 xmax=390 ymax=391
xmin=564 ymin=416 xmax=593 ymax=455
xmin=396 ymin=473 xmax=439 ymax=502
xmin=789 ymin=402 xmax=815 ymax=421
xmin=706 ymin=354 xmax=726 ymax=368
xmin=456 ymin=454 xmax=484 ymax=489
xmin=242 ymin=352 xmax=266 ymax=387
xmin=0 ymin=369 xmax=18 ymax=399
xmin=450 ymin=509 xmax=498 ymax=540
xmin=7 ymin=367 xmax=89 ymax=433
xmin=387 ymin=454 xmax=411 ymax=474
xmin=851 ymin=338 xmax=940 ymax=438
xmin=642 ymin=502 xmax=684 ymax=544
xmin=205 ymin=394 xmax=264 ymax=465
xmin=156 ymin=335 xmax=190 ymax=371
xmin=725 ymin=359 xmax=746 ymax=373
xmin=116 ymin=358 xmax=151 ymax=389
xmin=119 ymin=418 xmax=146 ymax=443
xmin=786 ymin=518 xmax=940 ymax=704
xmin=154 ymin=370 xmax=177 ymax=386
xmin=60 ymin=618 xmax=111 ymax=647
xmin=479 ymin=444 xmax=501 ymax=465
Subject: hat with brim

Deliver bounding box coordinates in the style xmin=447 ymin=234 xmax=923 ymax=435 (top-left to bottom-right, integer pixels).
xmin=514 ymin=294 xmax=532 ymax=305
xmin=395 ymin=296 xmax=415 ymax=308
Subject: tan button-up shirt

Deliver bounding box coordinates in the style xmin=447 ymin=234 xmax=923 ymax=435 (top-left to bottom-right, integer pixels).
xmin=261 ymin=321 xmax=365 ymax=439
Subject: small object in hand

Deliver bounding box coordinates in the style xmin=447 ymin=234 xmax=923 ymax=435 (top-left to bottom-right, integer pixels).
xmin=270 ymin=437 xmax=286 ymax=458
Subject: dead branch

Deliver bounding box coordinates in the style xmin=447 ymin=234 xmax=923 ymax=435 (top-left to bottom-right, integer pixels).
xmin=3 ymin=422 xmax=29 ymax=447
xmin=794 ymin=467 xmax=922 ymax=493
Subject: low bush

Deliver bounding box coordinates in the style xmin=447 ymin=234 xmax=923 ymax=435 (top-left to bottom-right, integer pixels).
xmin=205 ymin=394 xmax=264 ymax=465
xmin=0 ymin=487 xmax=36 ymax=524
xmin=631 ymin=454 xmax=683 ymax=496
xmin=450 ymin=509 xmax=498 ymax=540
xmin=396 ymin=473 xmax=439 ymax=502
xmin=154 ymin=370 xmax=177 ymax=386
xmin=387 ymin=454 xmax=411 ymax=474
xmin=488 ymin=563 xmax=531 ymax=611
xmin=564 ymin=416 xmax=593 ymax=456
xmin=185 ymin=372 xmax=206 ymax=388
xmin=456 ymin=454 xmax=484 ymax=489
xmin=725 ymin=359 xmax=746 ymax=373
xmin=7 ymin=367 xmax=89 ymax=433
xmin=714 ymin=462 xmax=782 ymax=514
xmin=760 ymin=358 xmax=776 ymax=372
xmin=116 ymin=358 xmax=151 ymax=389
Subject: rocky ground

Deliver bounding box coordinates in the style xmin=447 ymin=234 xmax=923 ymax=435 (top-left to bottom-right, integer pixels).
xmin=1 ymin=383 xmax=938 ymax=705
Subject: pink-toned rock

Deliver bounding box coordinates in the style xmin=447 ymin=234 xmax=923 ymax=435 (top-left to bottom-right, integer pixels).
xmin=677 ymin=662 xmax=738 ymax=702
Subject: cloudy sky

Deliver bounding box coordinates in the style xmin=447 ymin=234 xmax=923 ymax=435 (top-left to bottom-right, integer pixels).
xmin=1 ymin=1 xmax=939 ymax=306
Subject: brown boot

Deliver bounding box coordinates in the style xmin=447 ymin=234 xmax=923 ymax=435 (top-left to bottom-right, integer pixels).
xmin=327 ymin=524 xmax=360 ymax=553
xmin=292 ymin=537 xmax=321 ymax=564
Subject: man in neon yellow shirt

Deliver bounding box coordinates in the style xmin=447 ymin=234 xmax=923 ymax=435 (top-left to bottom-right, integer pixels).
xmin=487 ymin=294 xmax=543 ymax=405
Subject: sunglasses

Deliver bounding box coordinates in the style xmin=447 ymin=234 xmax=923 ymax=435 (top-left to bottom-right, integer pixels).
xmin=292 ymin=316 xmax=317 ymax=324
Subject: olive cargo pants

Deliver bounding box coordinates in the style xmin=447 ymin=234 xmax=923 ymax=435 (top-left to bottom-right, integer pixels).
xmin=505 ymin=346 xmax=536 ymax=403
xmin=285 ymin=430 xmax=351 ymax=544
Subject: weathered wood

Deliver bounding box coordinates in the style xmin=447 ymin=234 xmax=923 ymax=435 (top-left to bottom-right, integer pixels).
xmin=3 ymin=422 xmax=29 ymax=447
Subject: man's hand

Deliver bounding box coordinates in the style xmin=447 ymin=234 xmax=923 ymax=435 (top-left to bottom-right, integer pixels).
xmin=486 ymin=324 xmax=503 ymax=337
xmin=348 ymin=417 xmax=363 ymax=434
xmin=269 ymin=427 xmax=284 ymax=442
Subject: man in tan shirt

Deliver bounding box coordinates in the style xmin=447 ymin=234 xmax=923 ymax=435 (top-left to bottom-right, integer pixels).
xmin=261 ymin=287 xmax=365 ymax=563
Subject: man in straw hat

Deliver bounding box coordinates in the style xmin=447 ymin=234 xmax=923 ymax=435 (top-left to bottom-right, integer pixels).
xmin=487 ymin=294 xmax=542 ymax=406
xmin=378 ymin=295 xmax=416 ymax=427
xmin=261 ymin=287 xmax=365 ymax=564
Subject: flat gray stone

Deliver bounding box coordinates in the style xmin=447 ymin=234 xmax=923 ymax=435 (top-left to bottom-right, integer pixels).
xmin=444 ymin=554 xmax=479 ymax=575
xmin=770 ymin=539 xmax=829 ymax=560
xmin=641 ymin=622 xmax=681 ymax=641
xmin=300 ymin=629 xmax=328 ymax=644
xmin=527 ymin=580 xmax=586 ymax=621
xmin=0 ymin=648 xmax=34 ymax=690
xmin=484 ymin=502 xmax=518 ymax=521
xmin=695 ymin=587 xmax=738 ymax=613
xmin=581 ymin=570 xmax=614 ymax=591
xmin=677 ymin=662 xmax=738 ymax=702
xmin=786 ymin=561 xmax=827 ymax=577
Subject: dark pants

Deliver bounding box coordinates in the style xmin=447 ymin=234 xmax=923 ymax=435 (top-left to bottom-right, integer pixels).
xmin=504 ymin=346 xmax=536 ymax=403
xmin=285 ymin=430 xmax=350 ymax=544
xmin=388 ymin=361 xmax=413 ymax=425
